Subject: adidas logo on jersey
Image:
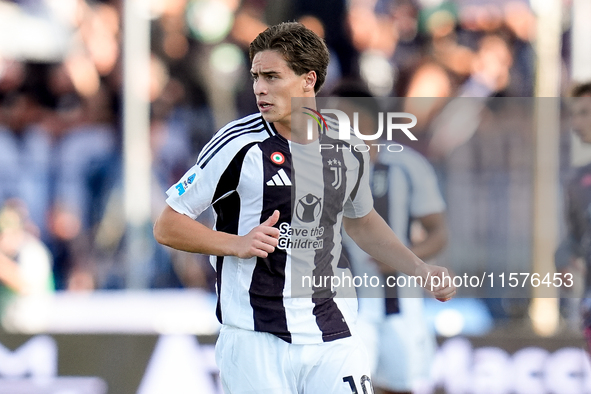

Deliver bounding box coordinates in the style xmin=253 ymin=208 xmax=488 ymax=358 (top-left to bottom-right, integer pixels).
xmin=266 ymin=169 xmax=292 ymax=186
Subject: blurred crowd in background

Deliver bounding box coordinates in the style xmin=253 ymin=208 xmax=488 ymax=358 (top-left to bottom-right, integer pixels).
xmin=0 ymin=0 xmax=579 ymax=309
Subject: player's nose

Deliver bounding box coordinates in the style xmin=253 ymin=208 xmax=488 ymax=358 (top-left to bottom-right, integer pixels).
xmin=253 ymin=79 xmax=267 ymax=95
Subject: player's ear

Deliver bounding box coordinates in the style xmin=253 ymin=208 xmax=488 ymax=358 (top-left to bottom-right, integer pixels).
xmin=302 ymin=71 xmax=317 ymax=93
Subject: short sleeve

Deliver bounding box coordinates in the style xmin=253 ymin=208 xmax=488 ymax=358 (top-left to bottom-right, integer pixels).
xmin=343 ymin=149 xmax=374 ymax=219
xmin=166 ymin=164 xmax=214 ymax=220
xmin=164 ymin=113 xmax=271 ymax=220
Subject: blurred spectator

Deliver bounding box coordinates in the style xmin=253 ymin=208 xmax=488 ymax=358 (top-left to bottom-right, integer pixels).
xmin=457 ymin=33 xmax=513 ymax=97
xmin=51 ymin=84 xmax=117 ymax=234
xmin=0 ymin=62 xmax=56 ymax=242
xmin=46 ymin=82 xmax=118 ymax=291
xmin=0 ymin=199 xmax=54 ymax=329
xmin=292 ymin=0 xmax=359 ymax=78
xmin=555 ymin=83 xmax=591 ymax=344
xmin=88 ymin=58 xmax=215 ymax=291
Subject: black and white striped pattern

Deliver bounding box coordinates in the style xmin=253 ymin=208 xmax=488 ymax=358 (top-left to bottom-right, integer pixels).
xmin=197 ymin=114 xmax=274 ymax=169
xmin=166 ymin=113 xmax=374 ymax=344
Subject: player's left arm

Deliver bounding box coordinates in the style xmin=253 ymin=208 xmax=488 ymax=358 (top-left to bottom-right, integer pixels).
xmin=343 ymin=209 xmax=456 ymax=300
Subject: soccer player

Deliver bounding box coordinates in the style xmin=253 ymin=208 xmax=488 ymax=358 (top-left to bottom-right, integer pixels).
xmin=333 ymin=83 xmax=447 ymax=394
xmin=555 ymin=82 xmax=591 ymax=351
xmin=153 ymin=22 xmax=456 ymax=394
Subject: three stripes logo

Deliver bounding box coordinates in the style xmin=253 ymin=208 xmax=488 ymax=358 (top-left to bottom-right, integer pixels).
xmin=266 ymin=169 xmax=292 ymax=187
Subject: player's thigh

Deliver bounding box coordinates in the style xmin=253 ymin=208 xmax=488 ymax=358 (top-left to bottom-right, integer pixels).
xmin=304 ymin=335 xmax=375 ymax=394
xmin=215 ymin=326 xmax=296 ymax=394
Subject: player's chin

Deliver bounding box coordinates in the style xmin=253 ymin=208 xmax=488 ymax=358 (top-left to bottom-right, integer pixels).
xmin=259 ymin=111 xmax=277 ymax=123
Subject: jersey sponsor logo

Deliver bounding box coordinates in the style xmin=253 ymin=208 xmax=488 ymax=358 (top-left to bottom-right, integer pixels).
xmin=270 ymin=151 xmax=285 ymax=165
xmin=277 ymin=222 xmax=325 ymax=250
xmin=175 ymin=173 xmax=196 ymax=196
xmin=295 ymin=193 xmax=322 ymax=223
xmin=266 ymin=169 xmax=292 ymax=186
xmin=328 ymin=159 xmax=343 ymax=190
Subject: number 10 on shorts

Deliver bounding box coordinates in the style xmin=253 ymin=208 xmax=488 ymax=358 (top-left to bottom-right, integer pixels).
xmin=343 ymin=375 xmax=374 ymax=394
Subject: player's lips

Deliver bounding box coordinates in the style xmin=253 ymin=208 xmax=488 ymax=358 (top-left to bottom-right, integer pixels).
xmin=258 ymin=101 xmax=273 ymax=112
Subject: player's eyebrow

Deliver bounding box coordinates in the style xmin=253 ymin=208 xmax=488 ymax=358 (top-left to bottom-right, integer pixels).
xmin=250 ymin=70 xmax=281 ymax=78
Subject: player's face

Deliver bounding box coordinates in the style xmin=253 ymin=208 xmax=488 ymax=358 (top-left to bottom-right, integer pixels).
xmin=251 ymin=50 xmax=314 ymax=135
xmin=571 ymin=94 xmax=591 ymax=144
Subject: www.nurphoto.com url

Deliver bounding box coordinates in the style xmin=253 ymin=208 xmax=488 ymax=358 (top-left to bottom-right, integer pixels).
xmin=302 ymin=272 xmax=574 ymax=291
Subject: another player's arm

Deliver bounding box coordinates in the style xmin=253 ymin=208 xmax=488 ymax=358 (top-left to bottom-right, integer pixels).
xmin=409 ymin=212 xmax=448 ymax=261
xmin=343 ymin=208 xmax=456 ymax=300
xmin=154 ymin=206 xmax=280 ymax=259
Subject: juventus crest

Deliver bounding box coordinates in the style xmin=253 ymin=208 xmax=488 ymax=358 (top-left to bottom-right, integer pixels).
xmin=328 ymin=159 xmax=343 ymax=190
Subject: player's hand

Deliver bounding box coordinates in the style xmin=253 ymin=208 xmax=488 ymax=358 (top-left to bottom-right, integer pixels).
xmin=415 ymin=263 xmax=456 ymax=302
xmin=234 ymin=210 xmax=280 ymax=259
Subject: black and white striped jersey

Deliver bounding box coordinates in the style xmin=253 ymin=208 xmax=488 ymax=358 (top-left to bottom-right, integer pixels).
xmin=165 ymin=113 xmax=374 ymax=344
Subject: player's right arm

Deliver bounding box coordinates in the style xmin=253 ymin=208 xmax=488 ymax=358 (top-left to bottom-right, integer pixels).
xmin=154 ymin=207 xmax=280 ymax=259
xmin=155 ymin=114 xmax=281 ymax=259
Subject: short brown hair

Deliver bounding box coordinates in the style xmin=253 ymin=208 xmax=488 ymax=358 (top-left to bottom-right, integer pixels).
xmin=249 ymin=22 xmax=330 ymax=94
xmin=572 ymin=82 xmax=591 ymax=98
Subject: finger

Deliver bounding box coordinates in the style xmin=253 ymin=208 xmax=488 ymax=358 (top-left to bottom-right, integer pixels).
xmin=254 ymin=229 xmax=280 ymax=242
xmin=260 ymin=234 xmax=279 ymax=247
xmin=260 ymin=226 xmax=280 ymax=238
xmin=262 ymin=210 xmax=280 ymax=227
xmin=255 ymin=240 xmax=276 ymax=254
xmin=434 ymin=288 xmax=456 ymax=301
xmin=252 ymin=249 xmax=268 ymax=259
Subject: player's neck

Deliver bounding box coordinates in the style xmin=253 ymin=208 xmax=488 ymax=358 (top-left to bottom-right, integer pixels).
xmin=274 ymin=121 xmax=319 ymax=145
xmin=275 ymin=97 xmax=319 ymax=144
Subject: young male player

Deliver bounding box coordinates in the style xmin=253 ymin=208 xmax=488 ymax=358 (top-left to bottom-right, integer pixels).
xmin=154 ymin=22 xmax=455 ymax=394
